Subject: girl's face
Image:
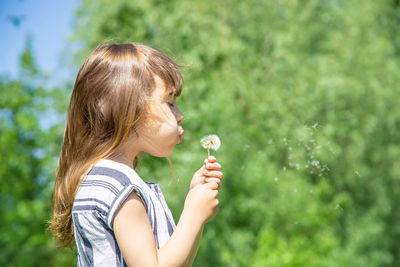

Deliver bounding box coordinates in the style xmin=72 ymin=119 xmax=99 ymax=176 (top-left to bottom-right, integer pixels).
xmin=138 ymin=76 xmax=184 ymax=157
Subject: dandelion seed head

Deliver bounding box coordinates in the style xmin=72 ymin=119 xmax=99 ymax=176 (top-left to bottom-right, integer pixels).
xmin=200 ymin=134 xmax=221 ymax=151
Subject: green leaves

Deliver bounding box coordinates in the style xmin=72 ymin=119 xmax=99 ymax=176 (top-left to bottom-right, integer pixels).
xmin=65 ymin=1 xmax=400 ymax=265
xmin=0 ymin=39 xmax=69 ymax=266
xmin=2 ymin=0 xmax=400 ymax=265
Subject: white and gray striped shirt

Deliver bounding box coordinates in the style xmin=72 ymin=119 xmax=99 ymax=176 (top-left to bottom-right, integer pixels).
xmin=72 ymin=159 xmax=176 ymax=266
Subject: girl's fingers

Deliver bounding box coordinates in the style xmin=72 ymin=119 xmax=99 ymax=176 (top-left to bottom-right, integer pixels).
xmin=208 ymin=155 xmax=216 ymax=162
xmin=197 ymin=165 xmax=206 ymax=173
xmin=203 ymin=170 xmax=224 ymax=179
xmin=204 ymin=156 xmax=217 ymax=164
xmin=205 ymin=180 xmax=219 ymax=190
xmin=204 ymin=178 xmax=222 ymax=190
xmin=205 ymin=162 xmax=221 ymax=171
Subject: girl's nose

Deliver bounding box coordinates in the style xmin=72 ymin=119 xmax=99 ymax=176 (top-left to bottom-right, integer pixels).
xmin=176 ymin=108 xmax=184 ymax=124
xmin=177 ymin=113 xmax=184 ymax=124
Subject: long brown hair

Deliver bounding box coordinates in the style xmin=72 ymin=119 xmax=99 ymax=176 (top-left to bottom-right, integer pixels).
xmin=49 ymin=42 xmax=183 ymax=247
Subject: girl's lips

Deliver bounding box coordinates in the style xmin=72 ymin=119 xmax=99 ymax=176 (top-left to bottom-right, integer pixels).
xmin=178 ymin=129 xmax=184 ymax=143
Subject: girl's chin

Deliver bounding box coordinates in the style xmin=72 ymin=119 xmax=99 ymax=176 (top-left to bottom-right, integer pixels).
xmin=147 ymin=146 xmax=175 ymax=158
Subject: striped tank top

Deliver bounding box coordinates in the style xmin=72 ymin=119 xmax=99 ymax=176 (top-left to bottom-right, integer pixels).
xmin=72 ymin=159 xmax=176 ymax=266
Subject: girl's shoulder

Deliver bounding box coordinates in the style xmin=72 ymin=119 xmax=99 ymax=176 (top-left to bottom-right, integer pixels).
xmin=73 ymin=159 xmax=150 ymax=228
xmin=88 ymin=159 xmax=145 ymax=187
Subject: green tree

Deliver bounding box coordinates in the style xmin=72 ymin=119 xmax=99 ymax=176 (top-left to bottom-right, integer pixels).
xmin=0 ymin=37 xmax=74 ymax=266
xmin=67 ymin=0 xmax=400 ymax=266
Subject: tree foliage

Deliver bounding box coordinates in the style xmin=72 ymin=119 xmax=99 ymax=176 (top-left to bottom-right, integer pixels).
xmin=0 ymin=38 xmax=74 ymax=266
xmin=2 ymin=0 xmax=400 ymax=266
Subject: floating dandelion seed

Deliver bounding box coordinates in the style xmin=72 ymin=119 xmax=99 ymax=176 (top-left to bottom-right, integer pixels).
xmin=200 ymin=134 xmax=221 ymax=157
xmin=311 ymin=159 xmax=320 ymax=167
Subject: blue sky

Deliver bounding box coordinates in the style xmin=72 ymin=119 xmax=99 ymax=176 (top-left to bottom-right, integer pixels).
xmin=0 ymin=0 xmax=80 ymax=78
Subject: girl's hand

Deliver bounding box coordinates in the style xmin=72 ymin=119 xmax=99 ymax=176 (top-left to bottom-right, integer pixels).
xmin=184 ymin=181 xmax=219 ymax=224
xmin=190 ymin=156 xmax=223 ymax=190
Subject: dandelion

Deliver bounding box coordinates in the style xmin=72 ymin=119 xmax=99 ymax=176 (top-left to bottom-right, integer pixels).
xmin=311 ymin=159 xmax=320 ymax=167
xmin=200 ymin=134 xmax=221 ymax=157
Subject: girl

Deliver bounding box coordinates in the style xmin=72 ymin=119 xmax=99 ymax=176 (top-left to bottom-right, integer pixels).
xmin=49 ymin=43 xmax=223 ymax=266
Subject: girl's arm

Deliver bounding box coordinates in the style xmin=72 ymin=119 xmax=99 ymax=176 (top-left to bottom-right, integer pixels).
xmin=114 ymin=181 xmax=219 ymax=267
xmin=182 ymin=225 xmax=203 ymax=267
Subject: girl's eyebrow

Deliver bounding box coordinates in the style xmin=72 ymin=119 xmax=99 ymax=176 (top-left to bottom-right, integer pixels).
xmin=163 ymin=91 xmax=176 ymax=100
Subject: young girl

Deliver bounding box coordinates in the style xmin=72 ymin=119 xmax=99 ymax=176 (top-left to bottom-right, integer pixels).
xmin=49 ymin=43 xmax=223 ymax=266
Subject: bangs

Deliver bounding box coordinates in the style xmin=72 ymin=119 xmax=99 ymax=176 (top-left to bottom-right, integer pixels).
xmin=157 ymin=67 xmax=183 ymax=98
xmin=137 ymin=43 xmax=183 ymax=97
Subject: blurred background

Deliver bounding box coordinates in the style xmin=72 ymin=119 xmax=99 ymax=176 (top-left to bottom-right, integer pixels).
xmin=1 ymin=0 xmax=400 ymax=266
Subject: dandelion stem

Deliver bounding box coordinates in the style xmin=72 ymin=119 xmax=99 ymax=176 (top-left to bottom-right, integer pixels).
xmin=208 ymin=147 xmax=210 ymax=157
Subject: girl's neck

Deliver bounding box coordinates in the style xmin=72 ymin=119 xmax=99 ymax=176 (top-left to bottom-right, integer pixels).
xmin=107 ymin=132 xmax=142 ymax=168
xmin=107 ymin=146 xmax=140 ymax=169
xmin=107 ymin=153 xmax=136 ymax=169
